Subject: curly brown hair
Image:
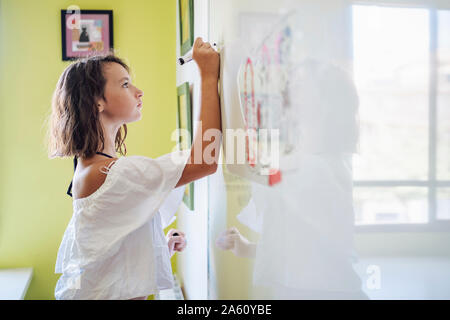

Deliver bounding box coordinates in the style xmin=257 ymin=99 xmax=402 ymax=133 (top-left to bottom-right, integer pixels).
xmin=47 ymin=52 xmax=130 ymax=159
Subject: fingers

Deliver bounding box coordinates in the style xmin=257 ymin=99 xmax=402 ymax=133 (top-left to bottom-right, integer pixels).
xmin=215 ymin=227 xmax=242 ymax=251
xmin=194 ymin=37 xmax=214 ymax=50
xmin=168 ymin=234 xmax=187 ymax=253
xmin=194 ymin=37 xmax=204 ymax=48
xmin=192 ymin=37 xmax=219 ymax=78
xmin=168 ymin=237 xmax=177 ymax=253
xmin=171 ymin=235 xmax=184 ymax=243
xmin=215 ymin=231 xmax=239 ymax=251
xmin=216 ymin=238 xmax=234 ymax=250
xmin=167 ymin=229 xmax=185 ymax=237
xmin=174 ymin=238 xmax=187 ymax=252
xmin=215 ymin=232 xmax=233 ymax=250
xmin=174 ymin=239 xmax=187 ymax=251
xmin=168 ymin=235 xmax=185 ymax=244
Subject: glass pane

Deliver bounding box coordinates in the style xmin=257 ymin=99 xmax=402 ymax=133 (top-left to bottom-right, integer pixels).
xmin=437 ymin=10 xmax=450 ymax=181
xmin=437 ymin=188 xmax=450 ymax=220
xmin=354 ymin=187 xmax=428 ymax=225
xmin=352 ymin=6 xmax=429 ymax=180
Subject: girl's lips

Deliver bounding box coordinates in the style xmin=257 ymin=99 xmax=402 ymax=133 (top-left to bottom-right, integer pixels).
xmin=137 ymin=102 xmax=142 ymax=108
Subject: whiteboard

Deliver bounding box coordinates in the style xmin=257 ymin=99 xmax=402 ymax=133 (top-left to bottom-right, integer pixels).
xmin=208 ymin=0 xmax=362 ymax=299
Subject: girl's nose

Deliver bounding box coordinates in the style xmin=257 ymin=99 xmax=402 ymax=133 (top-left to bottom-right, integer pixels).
xmin=137 ymin=88 xmax=144 ymax=98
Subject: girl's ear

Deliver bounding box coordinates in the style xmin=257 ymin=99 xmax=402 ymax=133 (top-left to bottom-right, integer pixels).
xmin=97 ymin=99 xmax=105 ymax=113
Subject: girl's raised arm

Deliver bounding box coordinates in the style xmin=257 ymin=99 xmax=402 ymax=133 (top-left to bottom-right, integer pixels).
xmin=176 ymin=37 xmax=221 ymax=187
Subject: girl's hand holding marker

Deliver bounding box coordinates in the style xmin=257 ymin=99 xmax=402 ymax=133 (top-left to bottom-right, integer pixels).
xmin=178 ymin=38 xmax=219 ymax=79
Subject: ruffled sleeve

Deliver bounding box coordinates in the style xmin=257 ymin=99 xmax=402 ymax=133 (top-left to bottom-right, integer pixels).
xmin=158 ymin=185 xmax=186 ymax=229
xmin=74 ymin=149 xmax=191 ymax=264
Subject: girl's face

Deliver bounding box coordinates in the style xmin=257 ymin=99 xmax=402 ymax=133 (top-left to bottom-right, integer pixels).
xmin=98 ymin=62 xmax=144 ymax=124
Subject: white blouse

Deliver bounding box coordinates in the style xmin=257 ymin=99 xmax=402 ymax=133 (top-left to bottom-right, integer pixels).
xmin=54 ymin=149 xmax=191 ymax=300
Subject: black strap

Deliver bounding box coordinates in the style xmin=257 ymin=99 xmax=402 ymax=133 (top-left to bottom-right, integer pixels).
xmin=67 ymin=152 xmax=114 ymax=197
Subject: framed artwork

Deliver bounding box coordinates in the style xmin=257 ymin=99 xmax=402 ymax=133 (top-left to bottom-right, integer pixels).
xmin=178 ymin=0 xmax=194 ymax=56
xmin=61 ymin=9 xmax=113 ymax=61
xmin=177 ymin=82 xmax=194 ymax=210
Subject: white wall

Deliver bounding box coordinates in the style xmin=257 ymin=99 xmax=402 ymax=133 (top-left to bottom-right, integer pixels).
xmin=175 ymin=0 xmax=210 ymax=300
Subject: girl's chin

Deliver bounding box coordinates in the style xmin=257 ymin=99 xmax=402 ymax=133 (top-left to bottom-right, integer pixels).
xmin=125 ymin=114 xmax=142 ymax=124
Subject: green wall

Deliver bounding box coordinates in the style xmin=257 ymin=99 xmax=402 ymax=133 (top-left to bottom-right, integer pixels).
xmin=0 ymin=0 xmax=178 ymax=299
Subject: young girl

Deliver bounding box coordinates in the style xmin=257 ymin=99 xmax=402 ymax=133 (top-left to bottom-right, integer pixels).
xmin=48 ymin=38 xmax=221 ymax=300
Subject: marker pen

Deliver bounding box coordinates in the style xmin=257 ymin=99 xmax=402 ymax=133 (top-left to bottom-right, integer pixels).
xmin=178 ymin=43 xmax=217 ymax=65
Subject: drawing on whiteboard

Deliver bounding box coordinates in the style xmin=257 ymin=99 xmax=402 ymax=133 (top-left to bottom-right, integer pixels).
xmin=237 ymin=17 xmax=298 ymax=185
xmin=242 ymin=57 xmax=257 ymax=168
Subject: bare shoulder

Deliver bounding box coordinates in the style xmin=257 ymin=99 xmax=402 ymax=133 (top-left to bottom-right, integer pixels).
xmin=73 ymin=158 xmax=119 ymax=200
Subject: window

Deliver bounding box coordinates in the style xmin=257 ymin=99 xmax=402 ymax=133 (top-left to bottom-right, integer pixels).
xmin=352 ymin=4 xmax=450 ymax=229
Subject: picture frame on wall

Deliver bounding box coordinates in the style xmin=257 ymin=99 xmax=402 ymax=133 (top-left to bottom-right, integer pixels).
xmin=177 ymin=82 xmax=194 ymax=210
xmin=61 ymin=9 xmax=113 ymax=61
xmin=178 ymin=0 xmax=194 ymax=56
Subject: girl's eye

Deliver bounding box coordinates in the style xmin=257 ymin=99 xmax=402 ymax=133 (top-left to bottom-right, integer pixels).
xmin=122 ymin=82 xmax=129 ymax=88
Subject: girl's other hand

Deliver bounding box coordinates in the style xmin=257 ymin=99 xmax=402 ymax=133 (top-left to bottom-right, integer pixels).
xmin=192 ymin=37 xmax=219 ymax=80
xmin=166 ymin=229 xmax=187 ymax=257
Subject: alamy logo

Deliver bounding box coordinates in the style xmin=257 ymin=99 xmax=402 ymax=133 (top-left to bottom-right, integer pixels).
xmin=170 ymin=122 xmax=280 ymax=175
